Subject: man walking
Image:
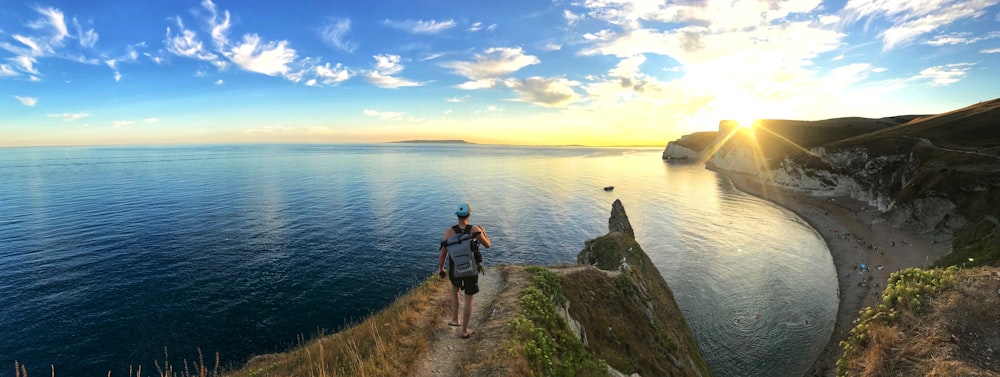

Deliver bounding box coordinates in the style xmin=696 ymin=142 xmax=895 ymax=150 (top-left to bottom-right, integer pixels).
xmin=438 ymin=202 xmax=491 ymax=338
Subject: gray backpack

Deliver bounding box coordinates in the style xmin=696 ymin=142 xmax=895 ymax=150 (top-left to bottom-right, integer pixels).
xmin=442 ymin=225 xmax=481 ymax=278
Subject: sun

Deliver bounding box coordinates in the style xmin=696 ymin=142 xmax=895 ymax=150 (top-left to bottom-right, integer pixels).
xmin=736 ymin=119 xmax=757 ymax=129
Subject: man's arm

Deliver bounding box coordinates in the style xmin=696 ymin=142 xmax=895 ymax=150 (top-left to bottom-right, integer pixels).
xmin=437 ymin=229 xmax=452 ymax=276
xmin=475 ymin=225 xmax=491 ymax=249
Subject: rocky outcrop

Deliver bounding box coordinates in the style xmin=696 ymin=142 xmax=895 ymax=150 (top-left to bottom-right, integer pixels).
xmin=568 ymin=200 xmax=713 ymax=377
xmin=609 ymin=199 xmax=635 ymax=239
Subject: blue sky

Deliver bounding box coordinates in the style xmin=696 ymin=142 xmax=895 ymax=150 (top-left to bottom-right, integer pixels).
xmin=2 ymin=0 xmax=999 ymax=147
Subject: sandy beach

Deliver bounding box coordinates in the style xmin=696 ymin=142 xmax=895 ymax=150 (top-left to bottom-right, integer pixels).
xmin=717 ymin=170 xmax=954 ymax=377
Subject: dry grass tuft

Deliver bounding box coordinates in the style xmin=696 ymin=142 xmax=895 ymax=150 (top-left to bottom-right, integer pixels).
xmin=839 ymin=267 xmax=1000 ymax=377
xmin=228 ymin=275 xmax=449 ymax=377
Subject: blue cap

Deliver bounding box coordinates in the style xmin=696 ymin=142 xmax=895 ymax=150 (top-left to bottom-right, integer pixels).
xmin=455 ymin=203 xmax=470 ymax=217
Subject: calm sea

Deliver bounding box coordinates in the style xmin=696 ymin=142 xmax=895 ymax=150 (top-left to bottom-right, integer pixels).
xmin=0 ymin=144 xmax=836 ymax=377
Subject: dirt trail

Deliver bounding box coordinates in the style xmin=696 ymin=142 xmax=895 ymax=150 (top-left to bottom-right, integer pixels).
xmin=412 ymin=266 xmax=519 ymax=377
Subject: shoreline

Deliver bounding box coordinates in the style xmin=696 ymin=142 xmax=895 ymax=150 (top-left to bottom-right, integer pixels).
xmin=713 ymin=169 xmax=953 ymax=377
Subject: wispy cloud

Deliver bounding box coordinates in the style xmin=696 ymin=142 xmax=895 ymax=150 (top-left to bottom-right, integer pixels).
xmin=383 ymin=19 xmax=457 ymax=34
xmin=982 ymin=48 xmax=1000 ymax=54
xmin=47 ymin=112 xmax=89 ymax=121
xmin=0 ymin=64 xmax=17 ymax=76
xmin=144 ymin=118 xmax=160 ymax=123
xmin=442 ymin=47 xmax=540 ymax=88
xmin=112 ymin=120 xmax=135 ymax=127
xmin=363 ymin=109 xmax=405 ymax=120
xmin=320 ymin=18 xmax=357 ymax=53
xmin=246 ymin=126 xmax=290 ymax=133
xmin=14 ymin=96 xmax=38 ymax=106
xmin=364 ymin=54 xmax=424 ymax=88
xmin=504 ymin=77 xmax=581 ymax=107
xmin=925 ymin=31 xmax=1000 ymax=46
xmin=913 ymin=63 xmax=975 ymax=86
xmin=468 ymin=22 xmax=496 ymax=32
xmin=164 ymin=0 xmax=351 ymax=87
xmin=0 ymin=6 xmax=101 ymax=78
xmin=445 ymin=95 xmax=469 ymax=103
xmin=843 ymin=0 xmax=996 ymax=51
xmin=72 ymin=17 xmax=98 ymax=48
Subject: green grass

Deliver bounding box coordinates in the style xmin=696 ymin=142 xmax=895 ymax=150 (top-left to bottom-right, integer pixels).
xmin=507 ymin=267 xmax=608 ymax=377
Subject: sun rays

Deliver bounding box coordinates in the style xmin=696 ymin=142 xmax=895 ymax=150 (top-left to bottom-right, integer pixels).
xmin=697 ymin=119 xmax=829 ymax=199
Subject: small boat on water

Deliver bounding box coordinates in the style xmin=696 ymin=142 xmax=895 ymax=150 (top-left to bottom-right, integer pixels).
xmin=604 ymin=186 xmax=614 ymax=191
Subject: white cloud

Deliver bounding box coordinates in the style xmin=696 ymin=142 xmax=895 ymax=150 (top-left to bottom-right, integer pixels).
xmin=202 ymin=0 xmax=231 ymax=49
xmin=504 ymin=76 xmax=582 ymax=107
xmin=564 ymin=9 xmax=582 ymax=25
xmin=47 ymin=113 xmax=89 ymax=121
xmin=215 ymin=79 xmax=224 ymax=85
xmin=144 ymin=118 xmax=160 ymax=123
xmin=245 ymin=126 xmax=290 ymax=133
xmin=14 ymin=96 xmax=38 ymax=106
xmin=843 ymin=0 xmax=996 ymax=51
xmin=364 ymin=54 xmax=423 ymax=88
xmin=12 ymin=56 xmax=39 ymax=74
xmin=112 ymin=120 xmax=135 ymax=127
xmin=982 ymin=48 xmax=1000 ymax=54
xmin=165 ymin=1 xmax=351 ymax=87
xmin=363 ymin=109 xmax=405 ymax=120
xmin=0 ymin=64 xmax=17 ymax=77
xmin=367 ymin=71 xmax=423 ymax=88
xmin=469 ymin=22 xmax=483 ymax=32
xmin=33 ymin=7 xmax=69 ymax=42
xmin=313 ymin=62 xmax=351 ymax=85
xmin=925 ymin=31 xmax=1000 ymax=46
xmin=144 ymin=52 xmax=164 ymax=64
xmin=914 ymin=63 xmax=975 ymax=86
xmin=227 ymin=34 xmax=296 ymax=76
xmin=384 ymin=19 xmax=457 ymax=34
xmin=543 ymin=43 xmax=562 ymax=51
xmin=72 ymin=17 xmax=98 ymax=48
xmin=0 ymin=6 xmax=71 ymax=59
xmin=373 ymin=54 xmax=404 ymax=75
xmin=113 ymin=71 xmax=122 ymax=82
xmin=441 ymin=47 xmax=540 ymax=83
xmin=320 ymin=18 xmax=357 ymax=53
xmin=456 ymin=79 xmax=499 ymax=90
xmin=445 ymin=96 xmax=469 ymax=103
xmin=164 ymin=21 xmax=224 ymax=66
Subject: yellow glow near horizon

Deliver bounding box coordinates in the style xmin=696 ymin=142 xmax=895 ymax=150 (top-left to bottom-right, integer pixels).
xmin=736 ymin=119 xmax=757 ymax=129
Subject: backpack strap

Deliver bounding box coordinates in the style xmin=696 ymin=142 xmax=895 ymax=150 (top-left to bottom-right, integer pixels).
xmin=452 ymin=224 xmax=473 ymax=235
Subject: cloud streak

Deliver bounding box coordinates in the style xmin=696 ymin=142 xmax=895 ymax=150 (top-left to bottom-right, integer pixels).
xmin=842 ymin=0 xmax=997 ymax=51
xmin=14 ymin=96 xmax=39 ymax=106
xmin=384 ymin=19 xmax=457 ymax=34
xmin=320 ymin=18 xmax=357 ymax=53
xmin=47 ymin=113 xmax=89 ymax=121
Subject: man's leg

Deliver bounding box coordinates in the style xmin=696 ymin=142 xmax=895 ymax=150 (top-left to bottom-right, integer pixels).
xmin=461 ymin=293 xmax=474 ymax=337
xmin=450 ymin=286 xmax=461 ymax=325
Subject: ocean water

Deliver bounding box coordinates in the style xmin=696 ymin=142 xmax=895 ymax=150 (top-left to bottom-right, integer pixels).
xmin=0 ymin=144 xmax=836 ymax=377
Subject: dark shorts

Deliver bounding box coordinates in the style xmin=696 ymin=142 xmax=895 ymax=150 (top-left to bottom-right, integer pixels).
xmin=448 ymin=268 xmax=480 ymax=295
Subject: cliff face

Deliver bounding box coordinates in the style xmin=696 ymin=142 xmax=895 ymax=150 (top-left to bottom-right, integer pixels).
xmin=566 ymin=199 xmax=713 ymax=377
xmin=662 ymin=131 xmax=718 ymax=160
xmin=694 ymin=100 xmax=1000 ymax=265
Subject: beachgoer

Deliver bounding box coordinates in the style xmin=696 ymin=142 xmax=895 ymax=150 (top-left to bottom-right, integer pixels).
xmin=437 ymin=202 xmax=492 ymax=338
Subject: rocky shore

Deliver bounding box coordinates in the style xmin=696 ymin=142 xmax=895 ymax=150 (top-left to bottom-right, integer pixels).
xmin=715 ymin=169 xmax=953 ymax=376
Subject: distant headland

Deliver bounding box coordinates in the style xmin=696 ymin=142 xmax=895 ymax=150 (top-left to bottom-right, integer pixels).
xmin=389 ymin=139 xmax=476 ymax=144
